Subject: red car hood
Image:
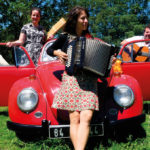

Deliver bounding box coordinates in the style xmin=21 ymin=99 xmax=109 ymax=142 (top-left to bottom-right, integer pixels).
xmin=37 ymin=61 xmax=64 ymax=105
xmin=36 ymin=61 xmax=69 ymax=122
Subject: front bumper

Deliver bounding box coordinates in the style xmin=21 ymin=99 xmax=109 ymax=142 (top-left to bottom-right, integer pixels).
xmin=108 ymin=114 xmax=145 ymax=127
xmin=7 ymin=120 xmax=49 ymax=136
xmin=7 ymin=114 xmax=145 ymax=137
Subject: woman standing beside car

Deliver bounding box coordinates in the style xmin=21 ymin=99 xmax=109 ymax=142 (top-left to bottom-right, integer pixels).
xmin=6 ymin=7 xmax=47 ymax=65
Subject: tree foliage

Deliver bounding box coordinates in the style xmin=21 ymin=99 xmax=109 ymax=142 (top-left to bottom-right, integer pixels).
xmin=0 ymin=0 xmax=150 ymax=46
xmin=74 ymin=0 xmax=150 ymax=45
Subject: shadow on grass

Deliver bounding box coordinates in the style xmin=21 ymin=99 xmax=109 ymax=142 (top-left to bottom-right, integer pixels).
xmin=143 ymin=103 xmax=150 ymax=114
xmin=87 ymin=103 xmax=149 ymax=149
xmin=15 ymin=123 xmax=146 ymax=150
xmin=16 ymin=132 xmax=74 ymax=149
xmin=86 ymin=124 xmax=146 ymax=150
xmin=0 ymin=111 xmax=8 ymax=116
xmin=16 ymin=132 xmax=48 ymax=142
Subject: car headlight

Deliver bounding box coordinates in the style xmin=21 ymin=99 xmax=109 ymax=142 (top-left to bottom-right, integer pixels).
xmin=113 ymin=84 xmax=134 ymax=108
xmin=17 ymin=88 xmax=38 ymax=113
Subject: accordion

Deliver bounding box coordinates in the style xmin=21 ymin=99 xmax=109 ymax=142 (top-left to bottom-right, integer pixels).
xmin=65 ymin=37 xmax=114 ymax=77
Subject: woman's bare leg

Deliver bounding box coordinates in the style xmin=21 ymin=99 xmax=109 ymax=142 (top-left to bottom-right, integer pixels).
xmin=76 ymin=110 xmax=94 ymax=150
xmin=69 ymin=111 xmax=80 ymax=149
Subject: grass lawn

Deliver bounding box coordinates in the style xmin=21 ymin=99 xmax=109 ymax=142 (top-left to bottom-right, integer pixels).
xmin=0 ymin=102 xmax=149 ymax=150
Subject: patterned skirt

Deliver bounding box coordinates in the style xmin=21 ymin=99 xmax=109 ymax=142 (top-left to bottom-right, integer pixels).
xmin=52 ymin=72 xmax=99 ymax=111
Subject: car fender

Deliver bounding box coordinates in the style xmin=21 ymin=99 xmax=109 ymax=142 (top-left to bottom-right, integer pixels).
xmin=8 ymin=74 xmax=59 ymax=126
xmin=108 ymin=74 xmax=143 ymax=120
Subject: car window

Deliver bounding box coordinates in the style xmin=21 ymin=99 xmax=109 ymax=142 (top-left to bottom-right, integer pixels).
xmin=0 ymin=46 xmax=30 ymax=67
xmin=41 ymin=41 xmax=58 ymax=62
xmin=0 ymin=46 xmax=15 ymax=66
xmin=121 ymin=42 xmax=150 ymax=63
xmin=14 ymin=47 xmax=30 ymax=66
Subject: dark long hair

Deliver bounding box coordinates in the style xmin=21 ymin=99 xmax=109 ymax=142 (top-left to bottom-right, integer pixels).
xmin=63 ymin=6 xmax=90 ymax=35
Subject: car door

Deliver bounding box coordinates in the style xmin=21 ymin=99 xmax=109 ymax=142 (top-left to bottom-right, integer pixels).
xmin=0 ymin=44 xmax=35 ymax=106
xmin=120 ymin=41 xmax=150 ymax=100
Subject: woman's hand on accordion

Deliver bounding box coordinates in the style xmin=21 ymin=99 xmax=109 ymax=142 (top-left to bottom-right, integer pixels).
xmin=54 ymin=50 xmax=68 ymax=64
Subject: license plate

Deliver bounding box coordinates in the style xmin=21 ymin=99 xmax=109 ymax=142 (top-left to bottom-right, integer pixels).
xmin=49 ymin=123 xmax=104 ymax=138
xmin=49 ymin=125 xmax=70 ymax=138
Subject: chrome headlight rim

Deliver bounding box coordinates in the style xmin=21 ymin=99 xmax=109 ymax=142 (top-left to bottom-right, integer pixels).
xmin=113 ymin=84 xmax=134 ymax=108
xmin=17 ymin=87 xmax=38 ymax=113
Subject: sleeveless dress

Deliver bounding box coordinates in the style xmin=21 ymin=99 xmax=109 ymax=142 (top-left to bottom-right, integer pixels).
xmin=21 ymin=23 xmax=46 ymax=65
xmin=51 ymin=33 xmax=99 ymax=111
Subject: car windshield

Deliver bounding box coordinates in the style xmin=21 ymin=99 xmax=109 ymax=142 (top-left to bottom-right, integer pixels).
xmin=41 ymin=40 xmax=58 ymax=62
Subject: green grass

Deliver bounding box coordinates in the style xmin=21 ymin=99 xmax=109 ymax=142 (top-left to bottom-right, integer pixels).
xmin=0 ymin=103 xmax=149 ymax=150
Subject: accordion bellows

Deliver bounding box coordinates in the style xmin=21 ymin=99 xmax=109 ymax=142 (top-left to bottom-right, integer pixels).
xmin=65 ymin=37 xmax=113 ymax=77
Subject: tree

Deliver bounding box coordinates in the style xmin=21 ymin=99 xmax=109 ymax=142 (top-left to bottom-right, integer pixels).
xmin=0 ymin=0 xmax=73 ymax=42
xmin=0 ymin=0 xmax=33 ymax=41
xmin=0 ymin=0 xmax=150 ymax=46
xmin=73 ymin=0 xmax=150 ymax=46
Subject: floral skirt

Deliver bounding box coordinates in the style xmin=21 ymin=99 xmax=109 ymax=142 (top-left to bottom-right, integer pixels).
xmin=52 ymin=72 xmax=99 ymax=111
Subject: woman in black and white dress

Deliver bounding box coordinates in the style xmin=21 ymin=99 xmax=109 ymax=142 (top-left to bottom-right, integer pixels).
xmin=6 ymin=7 xmax=46 ymax=65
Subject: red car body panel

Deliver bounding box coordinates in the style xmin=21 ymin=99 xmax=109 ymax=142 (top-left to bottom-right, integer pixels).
xmin=36 ymin=61 xmax=69 ymax=123
xmin=122 ymin=62 xmax=150 ymax=101
xmin=0 ymin=66 xmax=34 ymax=106
xmin=8 ymin=61 xmax=67 ymax=126
xmin=0 ymin=44 xmax=35 ymax=106
xmin=8 ymin=76 xmax=47 ymax=125
xmin=109 ymin=74 xmax=143 ymax=120
xmin=119 ymin=39 xmax=150 ymax=101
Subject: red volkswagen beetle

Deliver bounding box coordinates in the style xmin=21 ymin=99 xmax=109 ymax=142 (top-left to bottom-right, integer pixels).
xmin=0 ymin=38 xmax=147 ymax=138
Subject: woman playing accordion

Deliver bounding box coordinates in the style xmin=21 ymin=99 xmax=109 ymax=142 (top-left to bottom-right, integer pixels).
xmin=47 ymin=6 xmax=113 ymax=150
